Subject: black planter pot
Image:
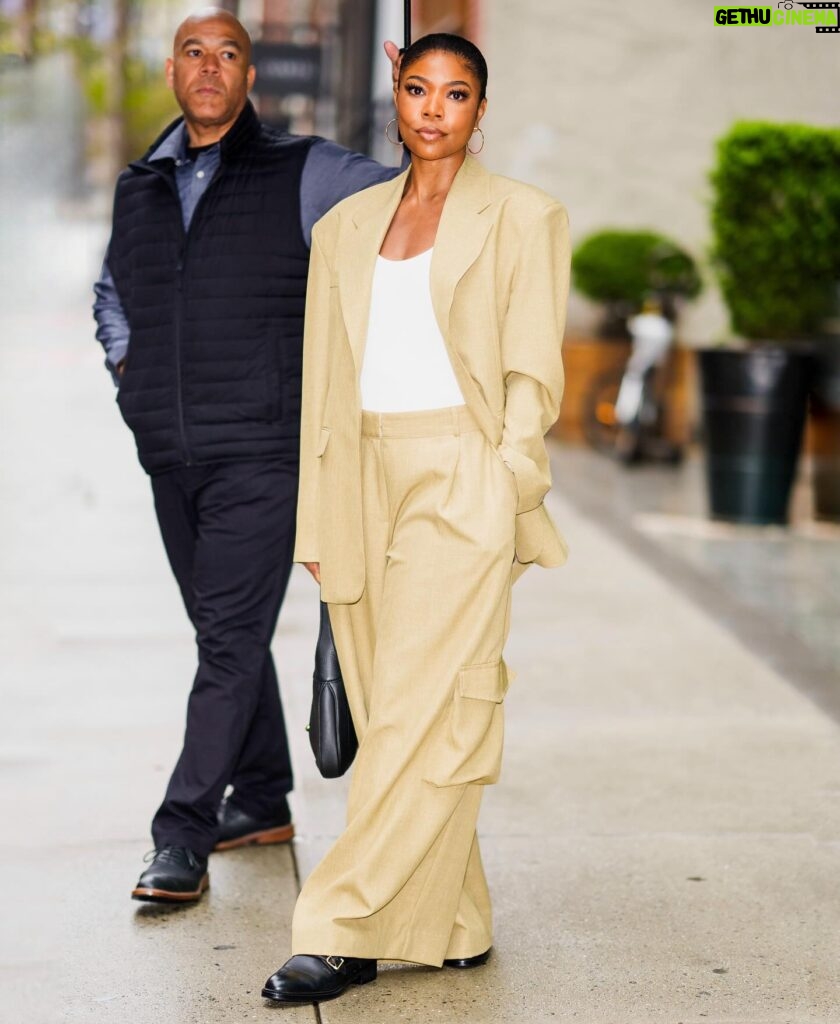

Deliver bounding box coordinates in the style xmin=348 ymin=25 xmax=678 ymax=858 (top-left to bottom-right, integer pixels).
xmin=811 ymin=339 xmax=840 ymax=521
xmin=699 ymin=347 xmax=812 ymax=525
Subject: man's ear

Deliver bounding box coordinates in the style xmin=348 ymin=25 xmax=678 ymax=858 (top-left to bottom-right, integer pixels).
xmin=247 ymin=64 xmax=256 ymax=92
xmin=165 ymin=57 xmax=175 ymax=90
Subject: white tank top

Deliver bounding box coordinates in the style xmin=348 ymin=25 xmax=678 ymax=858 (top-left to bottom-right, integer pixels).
xmin=360 ymin=249 xmax=466 ymax=412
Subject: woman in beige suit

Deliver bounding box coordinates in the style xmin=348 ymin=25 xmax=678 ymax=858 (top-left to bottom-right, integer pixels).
xmin=263 ymin=33 xmax=570 ymax=1005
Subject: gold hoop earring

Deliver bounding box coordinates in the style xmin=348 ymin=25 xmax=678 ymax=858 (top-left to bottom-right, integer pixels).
xmin=467 ymin=126 xmax=485 ymax=155
xmin=385 ymin=118 xmax=403 ymax=147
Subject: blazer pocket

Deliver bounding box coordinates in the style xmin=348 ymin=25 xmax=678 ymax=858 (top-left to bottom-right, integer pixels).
xmin=317 ymin=427 xmax=331 ymax=457
xmin=425 ymin=660 xmax=510 ymax=788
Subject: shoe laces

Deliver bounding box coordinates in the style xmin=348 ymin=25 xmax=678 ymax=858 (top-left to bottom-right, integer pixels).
xmin=142 ymin=845 xmax=203 ymax=869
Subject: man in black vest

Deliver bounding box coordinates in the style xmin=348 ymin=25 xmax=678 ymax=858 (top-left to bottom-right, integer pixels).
xmin=94 ymin=8 xmax=401 ymax=903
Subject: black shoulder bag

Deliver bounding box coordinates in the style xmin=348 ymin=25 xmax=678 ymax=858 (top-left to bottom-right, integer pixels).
xmin=308 ymin=601 xmax=357 ymax=778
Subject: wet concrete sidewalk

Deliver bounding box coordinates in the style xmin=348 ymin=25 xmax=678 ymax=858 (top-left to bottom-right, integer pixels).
xmin=2 ymin=54 xmax=840 ymax=1024
xmin=2 ymin=283 xmax=840 ymax=1021
xmin=552 ymin=446 xmax=840 ymax=687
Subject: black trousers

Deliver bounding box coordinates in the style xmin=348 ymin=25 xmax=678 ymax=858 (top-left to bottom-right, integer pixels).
xmin=149 ymin=459 xmax=297 ymax=857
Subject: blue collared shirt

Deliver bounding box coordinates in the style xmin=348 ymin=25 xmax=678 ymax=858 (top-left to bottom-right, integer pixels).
xmin=94 ymin=121 xmax=403 ymax=380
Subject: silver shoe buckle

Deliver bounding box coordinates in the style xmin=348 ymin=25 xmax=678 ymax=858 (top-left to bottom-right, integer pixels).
xmin=325 ymin=956 xmax=345 ymax=972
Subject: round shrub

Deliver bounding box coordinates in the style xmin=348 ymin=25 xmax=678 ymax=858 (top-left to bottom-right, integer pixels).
xmin=572 ymin=230 xmax=702 ymax=311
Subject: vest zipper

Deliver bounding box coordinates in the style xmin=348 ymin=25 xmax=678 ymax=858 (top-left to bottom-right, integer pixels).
xmin=147 ymin=167 xmax=192 ymax=467
xmin=152 ymin=162 xmax=227 ymax=468
xmin=173 ymin=255 xmax=190 ymax=465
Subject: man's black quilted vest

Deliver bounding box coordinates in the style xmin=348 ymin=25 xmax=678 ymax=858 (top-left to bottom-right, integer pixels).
xmin=108 ymin=103 xmax=314 ymax=475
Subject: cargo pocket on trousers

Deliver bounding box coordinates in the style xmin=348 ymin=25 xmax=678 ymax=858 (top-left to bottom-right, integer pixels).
xmin=425 ymin=660 xmax=510 ymax=788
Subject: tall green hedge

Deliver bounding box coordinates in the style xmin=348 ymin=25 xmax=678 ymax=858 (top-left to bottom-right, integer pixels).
xmin=710 ymin=122 xmax=840 ymax=341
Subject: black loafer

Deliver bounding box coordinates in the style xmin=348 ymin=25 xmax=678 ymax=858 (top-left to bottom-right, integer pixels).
xmin=262 ymin=954 xmax=377 ymax=1004
xmin=214 ymin=796 xmax=294 ymax=851
xmin=131 ymin=846 xmax=209 ymax=903
xmin=443 ymin=947 xmax=492 ymax=969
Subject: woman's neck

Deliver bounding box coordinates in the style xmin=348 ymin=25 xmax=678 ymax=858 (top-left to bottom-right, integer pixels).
xmin=404 ymin=150 xmax=467 ymax=205
xmin=378 ymin=149 xmax=467 ymax=259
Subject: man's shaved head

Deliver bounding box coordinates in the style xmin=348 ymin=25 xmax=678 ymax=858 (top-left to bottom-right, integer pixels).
xmin=174 ymin=7 xmax=253 ymax=63
xmin=167 ymin=7 xmax=256 ymax=145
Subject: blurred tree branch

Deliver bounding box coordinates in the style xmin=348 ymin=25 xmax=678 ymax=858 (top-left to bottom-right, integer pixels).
xmin=107 ymin=0 xmax=131 ymax=170
xmin=19 ymin=0 xmax=39 ymax=60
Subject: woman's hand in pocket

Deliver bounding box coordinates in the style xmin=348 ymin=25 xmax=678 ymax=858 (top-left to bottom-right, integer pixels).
xmin=303 ymin=562 xmax=321 ymax=584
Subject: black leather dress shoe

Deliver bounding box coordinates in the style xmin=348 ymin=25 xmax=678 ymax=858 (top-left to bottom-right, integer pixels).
xmin=131 ymin=846 xmax=209 ymax=903
xmin=262 ymin=955 xmax=377 ymax=1004
xmin=214 ymin=795 xmax=294 ymax=851
xmin=443 ymin=947 xmax=492 ymax=969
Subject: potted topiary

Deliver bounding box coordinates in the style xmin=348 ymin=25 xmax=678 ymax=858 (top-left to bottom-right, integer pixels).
xmin=556 ymin=230 xmax=701 ymax=446
xmin=572 ymin=229 xmax=702 ymax=338
xmin=702 ymin=121 xmax=840 ymax=524
xmin=810 ymin=290 xmax=840 ymax=521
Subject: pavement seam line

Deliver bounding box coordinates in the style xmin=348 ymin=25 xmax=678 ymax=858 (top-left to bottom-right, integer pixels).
xmin=551 ymin=454 xmax=840 ymax=725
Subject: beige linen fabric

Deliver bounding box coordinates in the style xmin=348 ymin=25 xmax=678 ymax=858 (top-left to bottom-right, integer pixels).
xmin=291 ymin=406 xmax=517 ymax=966
xmin=291 ymin=155 xmax=571 ymax=967
xmin=294 ymin=157 xmax=571 ymax=604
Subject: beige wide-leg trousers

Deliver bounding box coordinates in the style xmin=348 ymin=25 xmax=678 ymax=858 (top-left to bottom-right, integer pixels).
xmin=292 ymin=405 xmax=518 ymax=966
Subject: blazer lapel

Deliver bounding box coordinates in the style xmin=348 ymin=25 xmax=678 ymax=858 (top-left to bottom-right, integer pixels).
xmin=336 ymin=156 xmax=493 ymax=373
xmin=429 ymin=156 xmax=493 ymax=340
xmin=337 ymin=168 xmax=409 ymax=374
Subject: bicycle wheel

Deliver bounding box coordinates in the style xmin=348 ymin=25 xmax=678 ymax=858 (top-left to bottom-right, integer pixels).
xmin=582 ymin=367 xmax=625 ymax=455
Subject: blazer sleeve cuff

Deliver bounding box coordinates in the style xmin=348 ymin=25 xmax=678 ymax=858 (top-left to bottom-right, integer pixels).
xmin=497 ymin=442 xmax=549 ymax=515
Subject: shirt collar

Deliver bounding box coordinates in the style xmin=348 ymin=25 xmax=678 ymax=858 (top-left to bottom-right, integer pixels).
xmin=148 ymin=123 xmax=222 ymax=168
xmin=148 ymin=121 xmax=188 ymax=164
xmin=139 ymin=101 xmax=260 ymax=169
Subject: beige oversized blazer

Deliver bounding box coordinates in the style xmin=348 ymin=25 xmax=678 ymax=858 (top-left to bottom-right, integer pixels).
xmin=294 ymin=155 xmax=571 ymax=605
